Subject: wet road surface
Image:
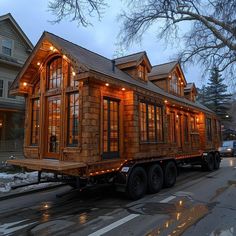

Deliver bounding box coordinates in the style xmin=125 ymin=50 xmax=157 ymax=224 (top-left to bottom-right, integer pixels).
xmin=0 ymin=158 xmax=236 ymax=236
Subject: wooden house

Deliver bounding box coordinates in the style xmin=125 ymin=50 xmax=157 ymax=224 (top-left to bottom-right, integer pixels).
xmin=8 ymin=32 xmax=221 ymax=198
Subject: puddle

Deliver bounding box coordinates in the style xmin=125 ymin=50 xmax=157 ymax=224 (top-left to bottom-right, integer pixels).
xmin=209 ymin=227 xmax=235 ymax=236
xmin=146 ymin=202 xmax=209 ymax=236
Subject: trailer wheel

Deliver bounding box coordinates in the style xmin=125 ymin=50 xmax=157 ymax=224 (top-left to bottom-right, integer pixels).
xmin=126 ymin=166 xmax=147 ymax=200
xmin=148 ymin=164 xmax=163 ymax=194
xmin=164 ymin=161 xmax=177 ymax=188
xmin=206 ymin=153 xmax=214 ymax=171
xmin=214 ymin=152 xmax=221 ymax=170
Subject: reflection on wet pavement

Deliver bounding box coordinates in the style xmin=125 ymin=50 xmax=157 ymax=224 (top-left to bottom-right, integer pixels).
xmin=146 ymin=199 xmax=209 ymax=236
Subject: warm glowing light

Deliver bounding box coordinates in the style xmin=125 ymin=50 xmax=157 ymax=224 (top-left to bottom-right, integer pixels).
xmin=63 ymin=55 xmax=67 ymax=59
xmin=173 ymin=104 xmax=175 ymax=107
xmin=181 ymin=82 xmax=184 ymax=85
xmin=0 ymin=122 xmax=2 ymax=127
xmin=176 ymin=115 xmax=179 ymax=118
xmin=226 ymin=115 xmax=229 ymax=118
xmin=72 ymin=71 xmax=76 ymax=76
xmin=23 ymin=82 xmax=27 ymax=87
xmin=50 ymin=46 xmax=54 ymax=51
xmin=37 ymin=62 xmax=41 ymax=66
xmin=179 ymin=200 xmax=183 ymax=206
xmin=44 ymin=203 xmax=49 ymax=209
xmin=105 ymin=83 xmax=109 ymax=87
xmin=165 ymin=221 xmax=169 ymax=228
xmin=122 ymin=88 xmax=125 ymax=91
xmin=180 ymin=106 xmax=183 ymax=109
xmin=176 ymin=212 xmax=181 ymax=221
xmin=164 ymin=100 xmax=168 ymax=104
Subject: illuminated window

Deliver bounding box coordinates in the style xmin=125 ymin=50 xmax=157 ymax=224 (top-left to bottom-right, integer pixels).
xmin=67 ymin=92 xmax=79 ymax=146
xmin=206 ymin=118 xmax=212 ymax=141
xmin=31 ymin=99 xmax=40 ymax=145
xmin=184 ymin=115 xmax=189 ymax=142
xmin=2 ymin=39 xmax=13 ymax=56
xmin=170 ymin=73 xmax=181 ymax=94
xmin=69 ymin=65 xmax=79 ymax=88
xmin=103 ymin=97 xmax=119 ymax=158
xmin=168 ymin=112 xmax=176 ymax=143
xmin=47 ymin=57 xmax=62 ymax=89
xmin=140 ymin=101 xmax=163 ymax=142
xmin=138 ymin=64 xmax=146 ymax=80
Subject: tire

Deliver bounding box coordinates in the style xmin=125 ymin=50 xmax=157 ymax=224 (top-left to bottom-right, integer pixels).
xmin=164 ymin=161 xmax=177 ymax=188
xmin=206 ymin=153 xmax=214 ymax=171
xmin=148 ymin=164 xmax=163 ymax=194
xmin=126 ymin=166 xmax=147 ymax=200
xmin=214 ymin=152 xmax=221 ymax=170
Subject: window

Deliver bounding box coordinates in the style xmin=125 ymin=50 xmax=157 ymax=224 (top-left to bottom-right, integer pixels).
xmin=7 ymin=81 xmax=15 ymax=99
xmin=47 ymin=57 xmax=62 ymax=89
xmin=168 ymin=112 xmax=176 ymax=143
xmin=68 ymin=65 xmax=79 ymax=88
xmin=103 ymin=97 xmax=119 ymax=158
xmin=140 ymin=101 xmax=163 ymax=142
xmin=2 ymin=39 xmax=13 ymax=56
xmin=31 ymin=99 xmax=40 ymax=145
xmin=138 ymin=64 xmax=146 ymax=80
xmin=206 ymin=118 xmax=212 ymax=141
xmin=170 ymin=73 xmax=181 ymax=94
xmin=190 ymin=116 xmax=195 ymax=131
xmin=184 ymin=115 xmax=189 ymax=142
xmin=0 ymin=80 xmax=3 ymax=97
xmin=67 ymin=92 xmax=79 ymax=146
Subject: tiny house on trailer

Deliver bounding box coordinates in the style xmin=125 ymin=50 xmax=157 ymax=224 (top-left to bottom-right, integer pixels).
xmin=8 ymin=32 xmax=221 ymax=199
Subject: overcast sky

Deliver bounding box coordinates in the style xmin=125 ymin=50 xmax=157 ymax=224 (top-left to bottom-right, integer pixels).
xmin=1 ymin=0 xmax=206 ymax=87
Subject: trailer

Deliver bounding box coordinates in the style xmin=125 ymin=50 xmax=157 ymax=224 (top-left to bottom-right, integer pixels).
xmin=8 ymin=32 xmax=221 ymax=200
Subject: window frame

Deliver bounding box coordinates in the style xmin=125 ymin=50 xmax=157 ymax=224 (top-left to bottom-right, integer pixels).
xmin=139 ymin=100 xmax=164 ymax=143
xmin=1 ymin=38 xmax=13 ymax=56
xmin=206 ymin=118 xmax=212 ymax=142
xmin=0 ymin=80 xmax=3 ymax=97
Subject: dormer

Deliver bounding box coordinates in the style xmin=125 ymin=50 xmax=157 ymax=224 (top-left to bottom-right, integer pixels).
xmin=184 ymin=83 xmax=197 ymax=102
xmin=148 ymin=61 xmax=187 ymax=97
xmin=114 ymin=51 xmax=152 ymax=82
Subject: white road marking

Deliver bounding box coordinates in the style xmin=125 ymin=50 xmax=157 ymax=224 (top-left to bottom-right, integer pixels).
xmin=88 ymin=195 xmax=176 ymax=236
xmin=88 ymin=214 xmax=139 ymax=236
xmin=160 ymin=195 xmax=176 ymax=203
xmin=0 ymin=219 xmax=35 ymax=235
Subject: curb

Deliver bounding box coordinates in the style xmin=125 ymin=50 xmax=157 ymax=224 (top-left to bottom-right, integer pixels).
xmin=0 ymin=183 xmax=66 ymax=201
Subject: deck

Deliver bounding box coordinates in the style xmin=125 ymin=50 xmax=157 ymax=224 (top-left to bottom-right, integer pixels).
xmin=7 ymin=158 xmax=87 ymax=171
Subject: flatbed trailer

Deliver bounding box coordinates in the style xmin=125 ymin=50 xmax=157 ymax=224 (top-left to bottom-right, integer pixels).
xmin=8 ymin=32 xmax=221 ymax=199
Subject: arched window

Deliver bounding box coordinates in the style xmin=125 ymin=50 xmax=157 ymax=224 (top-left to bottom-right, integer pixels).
xmin=47 ymin=57 xmax=62 ymax=89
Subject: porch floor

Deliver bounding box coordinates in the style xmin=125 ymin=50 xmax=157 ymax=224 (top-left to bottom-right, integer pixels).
xmin=7 ymin=158 xmax=87 ymax=171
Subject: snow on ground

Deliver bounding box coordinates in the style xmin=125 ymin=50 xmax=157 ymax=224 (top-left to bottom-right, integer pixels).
xmin=0 ymin=171 xmax=57 ymax=193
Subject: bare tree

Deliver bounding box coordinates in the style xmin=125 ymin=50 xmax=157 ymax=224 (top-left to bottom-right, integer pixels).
xmin=119 ymin=0 xmax=236 ymax=75
xmin=48 ymin=0 xmax=107 ymax=27
xmin=47 ymin=0 xmax=236 ymax=75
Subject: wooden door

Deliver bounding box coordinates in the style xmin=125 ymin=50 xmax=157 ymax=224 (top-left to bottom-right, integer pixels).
xmin=102 ymin=97 xmax=119 ymax=159
xmin=45 ymin=95 xmax=61 ymax=158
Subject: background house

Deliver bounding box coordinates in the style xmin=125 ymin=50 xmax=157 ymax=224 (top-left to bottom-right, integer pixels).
xmin=0 ymin=13 xmax=33 ymax=159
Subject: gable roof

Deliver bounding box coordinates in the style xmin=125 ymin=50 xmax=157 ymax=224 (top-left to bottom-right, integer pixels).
xmin=114 ymin=51 xmax=152 ymax=72
xmin=0 ymin=13 xmax=33 ymax=49
xmin=149 ymin=61 xmax=178 ymax=78
xmin=11 ymin=31 xmax=214 ymax=115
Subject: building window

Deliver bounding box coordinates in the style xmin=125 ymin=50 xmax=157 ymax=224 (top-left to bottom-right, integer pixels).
xmin=47 ymin=57 xmax=62 ymax=89
xmin=31 ymin=99 xmax=40 ymax=145
xmin=69 ymin=65 xmax=79 ymax=88
xmin=2 ymin=39 xmax=13 ymax=56
xmin=7 ymin=81 xmax=15 ymax=99
xmin=138 ymin=64 xmax=146 ymax=80
xmin=103 ymin=97 xmax=119 ymax=158
xmin=0 ymin=80 xmax=3 ymax=97
xmin=170 ymin=73 xmax=180 ymax=94
xmin=184 ymin=115 xmax=189 ymax=142
xmin=67 ymin=92 xmax=79 ymax=146
xmin=206 ymin=118 xmax=212 ymax=141
xmin=168 ymin=111 xmax=176 ymax=143
xmin=139 ymin=101 xmax=163 ymax=142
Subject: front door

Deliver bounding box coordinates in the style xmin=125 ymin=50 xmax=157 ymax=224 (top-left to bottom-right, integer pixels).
xmin=102 ymin=97 xmax=119 ymax=159
xmin=46 ymin=96 xmax=61 ymax=158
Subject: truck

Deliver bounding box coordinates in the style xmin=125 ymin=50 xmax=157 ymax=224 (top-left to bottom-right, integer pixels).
xmin=8 ymin=31 xmax=221 ymax=200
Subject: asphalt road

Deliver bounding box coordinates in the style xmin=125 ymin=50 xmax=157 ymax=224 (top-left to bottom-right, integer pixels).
xmin=0 ymin=158 xmax=236 ymax=236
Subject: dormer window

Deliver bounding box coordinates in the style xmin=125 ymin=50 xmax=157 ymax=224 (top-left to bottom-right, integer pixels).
xmin=170 ymin=74 xmax=179 ymax=94
xmin=1 ymin=38 xmax=13 ymax=56
xmin=138 ymin=64 xmax=146 ymax=81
